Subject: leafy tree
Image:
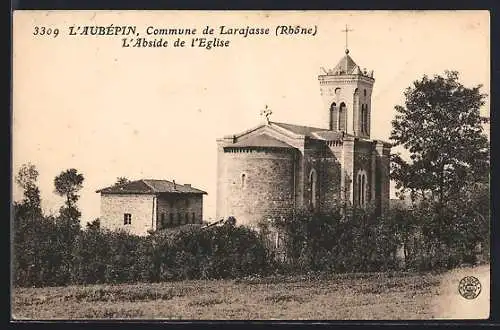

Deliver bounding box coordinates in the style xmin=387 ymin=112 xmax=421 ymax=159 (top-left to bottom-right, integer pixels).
xmin=53 ymin=168 xmax=85 ymax=284
xmin=390 ymin=70 xmax=489 ymax=206
xmin=86 ymin=218 xmax=101 ymax=230
xmin=54 ymin=169 xmax=85 ymax=210
xmin=390 ymin=71 xmax=490 ymax=265
xmin=15 ymin=163 xmax=42 ymax=218
xmin=13 ymin=163 xmax=44 ymax=286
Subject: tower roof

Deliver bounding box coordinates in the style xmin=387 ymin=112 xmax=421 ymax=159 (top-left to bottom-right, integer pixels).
xmin=321 ymin=51 xmax=374 ymax=78
xmin=332 ymin=53 xmax=359 ymax=75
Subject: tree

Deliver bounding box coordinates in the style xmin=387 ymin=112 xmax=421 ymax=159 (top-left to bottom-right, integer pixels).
xmin=114 ymin=177 xmax=130 ymax=186
xmin=54 ymin=169 xmax=85 ymax=210
xmin=86 ymin=218 xmax=101 ymax=230
xmin=390 ymin=70 xmax=489 ymax=206
xmin=13 ymin=163 xmax=44 ymax=286
xmin=15 ymin=163 xmax=42 ymax=218
xmin=53 ymin=169 xmax=85 ymax=284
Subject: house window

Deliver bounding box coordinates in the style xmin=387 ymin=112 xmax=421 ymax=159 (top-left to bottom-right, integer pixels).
xmin=338 ymin=102 xmax=347 ymax=132
xmin=124 ymin=213 xmax=132 ymax=225
xmin=185 ymin=212 xmax=189 ymax=224
xmin=192 ymin=212 xmax=196 ymax=223
xmin=357 ymin=170 xmax=368 ymax=208
xmin=309 ymin=169 xmax=318 ymax=210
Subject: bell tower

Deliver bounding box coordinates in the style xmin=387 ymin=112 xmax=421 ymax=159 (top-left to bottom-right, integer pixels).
xmin=318 ymin=26 xmax=375 ymax=138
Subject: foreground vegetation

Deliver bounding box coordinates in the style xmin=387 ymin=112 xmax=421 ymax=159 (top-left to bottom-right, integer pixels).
xmin=12 ymin=264 xmax=489 ymax=320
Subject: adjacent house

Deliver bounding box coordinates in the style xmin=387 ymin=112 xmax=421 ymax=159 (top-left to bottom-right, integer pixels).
xmin=96 ymin=179 xmax=207 ymax=236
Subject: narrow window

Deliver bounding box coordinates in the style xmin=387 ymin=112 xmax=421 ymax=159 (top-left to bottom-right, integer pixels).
xmin=338 ymin=102 xmax=347 ymax=132
xmin=329 ymin=102 xmax=337 ymax=130
xmin=124 ymin=213 xmax=132 ymax=225
xmin=360 ymin=104 xmax=367 ymax=134
xmin=364 ymin=107 xmax=369 ymax=134
xmin=309 ymin=169 xmax=318 ymax=210
xmin=241 ymin=173 xmax=246 ymax=188
xmin=192 ymin=212 xmax=195 ymax=223
xmin=357 ymin=171 xmax=368 ymax=208
xmin=185 ymin=212 xmax=189 ymax=223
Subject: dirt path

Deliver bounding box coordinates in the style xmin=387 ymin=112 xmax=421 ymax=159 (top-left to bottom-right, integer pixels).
xmin=431 ymin=264 xmax=490 ymax=319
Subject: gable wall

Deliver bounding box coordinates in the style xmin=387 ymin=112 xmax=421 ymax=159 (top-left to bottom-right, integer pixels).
xmin=100 ymin=193 xmax=155 ymax=236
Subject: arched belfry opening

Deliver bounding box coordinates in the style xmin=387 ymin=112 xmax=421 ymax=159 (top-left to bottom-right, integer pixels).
xmin=338 ymin=102 xmax=347 ymax=132
xmin=329 ymin=102 xmax=337 ymax=130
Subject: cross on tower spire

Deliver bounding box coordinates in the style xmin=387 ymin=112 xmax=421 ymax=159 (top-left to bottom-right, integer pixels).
xmin=341 ymin=24 xmax=353 ymax=54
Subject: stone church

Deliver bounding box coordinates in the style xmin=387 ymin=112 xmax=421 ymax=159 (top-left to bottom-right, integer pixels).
xmin=216 ymin=48 xmax=391 ymax=228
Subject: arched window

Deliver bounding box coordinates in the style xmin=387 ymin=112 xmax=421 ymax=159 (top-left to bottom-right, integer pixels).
xmin=329 ymin=102 xmax=337 ymax=130
xmin=364 ymin=106 xmax=369 ymax=134
xmin=357 ymin=170 xmax=368 ymax=208
xmin=309 ymin=169 xmax=318 ymax=210
xmin=359 ymin=104 xmax=365 ymax=134
xmin=338 ymin=102 xmax=347 ymax=132
xmin=241 ymin=173 xmax=246 ymax=188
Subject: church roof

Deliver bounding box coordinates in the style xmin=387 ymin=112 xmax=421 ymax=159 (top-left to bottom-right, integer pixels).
xmin=227 ymin=133 xmax=295 ymax=149
xmin=271 ymin=122 xmax=327 ymax=137
xmin=311 ymin=131 xmax=350 ymax=140
xmin=96 ymin=179 xmax=207 ymax=195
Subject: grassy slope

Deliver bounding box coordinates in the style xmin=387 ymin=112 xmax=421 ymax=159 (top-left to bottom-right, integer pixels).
xmin=11 ymin=265 xmax=489 ymax=320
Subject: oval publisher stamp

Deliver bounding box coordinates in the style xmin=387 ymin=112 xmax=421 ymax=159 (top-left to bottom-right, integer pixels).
xmin=458 ymin=276 xmax=482 ymax=300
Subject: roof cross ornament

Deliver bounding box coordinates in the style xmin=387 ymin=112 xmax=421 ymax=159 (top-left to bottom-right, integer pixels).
xmin=260 ymin=105 xmax=272 ymax=125
xmin=341 ymin=24 xmax=353 ymax=54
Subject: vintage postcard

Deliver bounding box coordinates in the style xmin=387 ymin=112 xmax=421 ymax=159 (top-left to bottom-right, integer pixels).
xmin=12 ymin=10 xmax=490 ymax=320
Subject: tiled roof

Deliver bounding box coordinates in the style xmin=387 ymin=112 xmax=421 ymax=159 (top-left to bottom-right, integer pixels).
xmin=312 ymin=131 xmax=347 ymax=141
xmin=227 ymin=133 xmax=295 ymax=149
xmin=271 ymin=122 xmax=328 ymax=137
xmin=96 ymin=179 xmax=207 ymax=194
xmin=332 ymin=54 xmax=359 ymax=75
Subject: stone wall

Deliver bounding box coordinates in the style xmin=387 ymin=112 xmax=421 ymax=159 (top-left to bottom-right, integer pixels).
xmin=156 ymin=194 xmax=203 ymax=229
xmin=218 ymin=148 xmax=296 ymax=227
xmin=100 ymin=193 xmax=155 ymax=236
xmin=303 ymin=139 xmax=343 ymax=212
xmin=353 ymin=139 xmax=375 ymax=207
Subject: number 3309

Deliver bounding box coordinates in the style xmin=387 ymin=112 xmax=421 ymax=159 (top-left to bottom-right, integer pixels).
xmin=33 ymin=27 xmax=59 ymax=37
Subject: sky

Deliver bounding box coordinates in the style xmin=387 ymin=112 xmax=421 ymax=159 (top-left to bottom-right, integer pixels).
xmin=13 ymin=10 xmax=490 ymax=224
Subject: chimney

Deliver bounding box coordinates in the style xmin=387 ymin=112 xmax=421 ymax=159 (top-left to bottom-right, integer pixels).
xmin=184 ymin=183 xmax=191 ymax=188
xmin=173 ymin=180 xmax=176 ymax=190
